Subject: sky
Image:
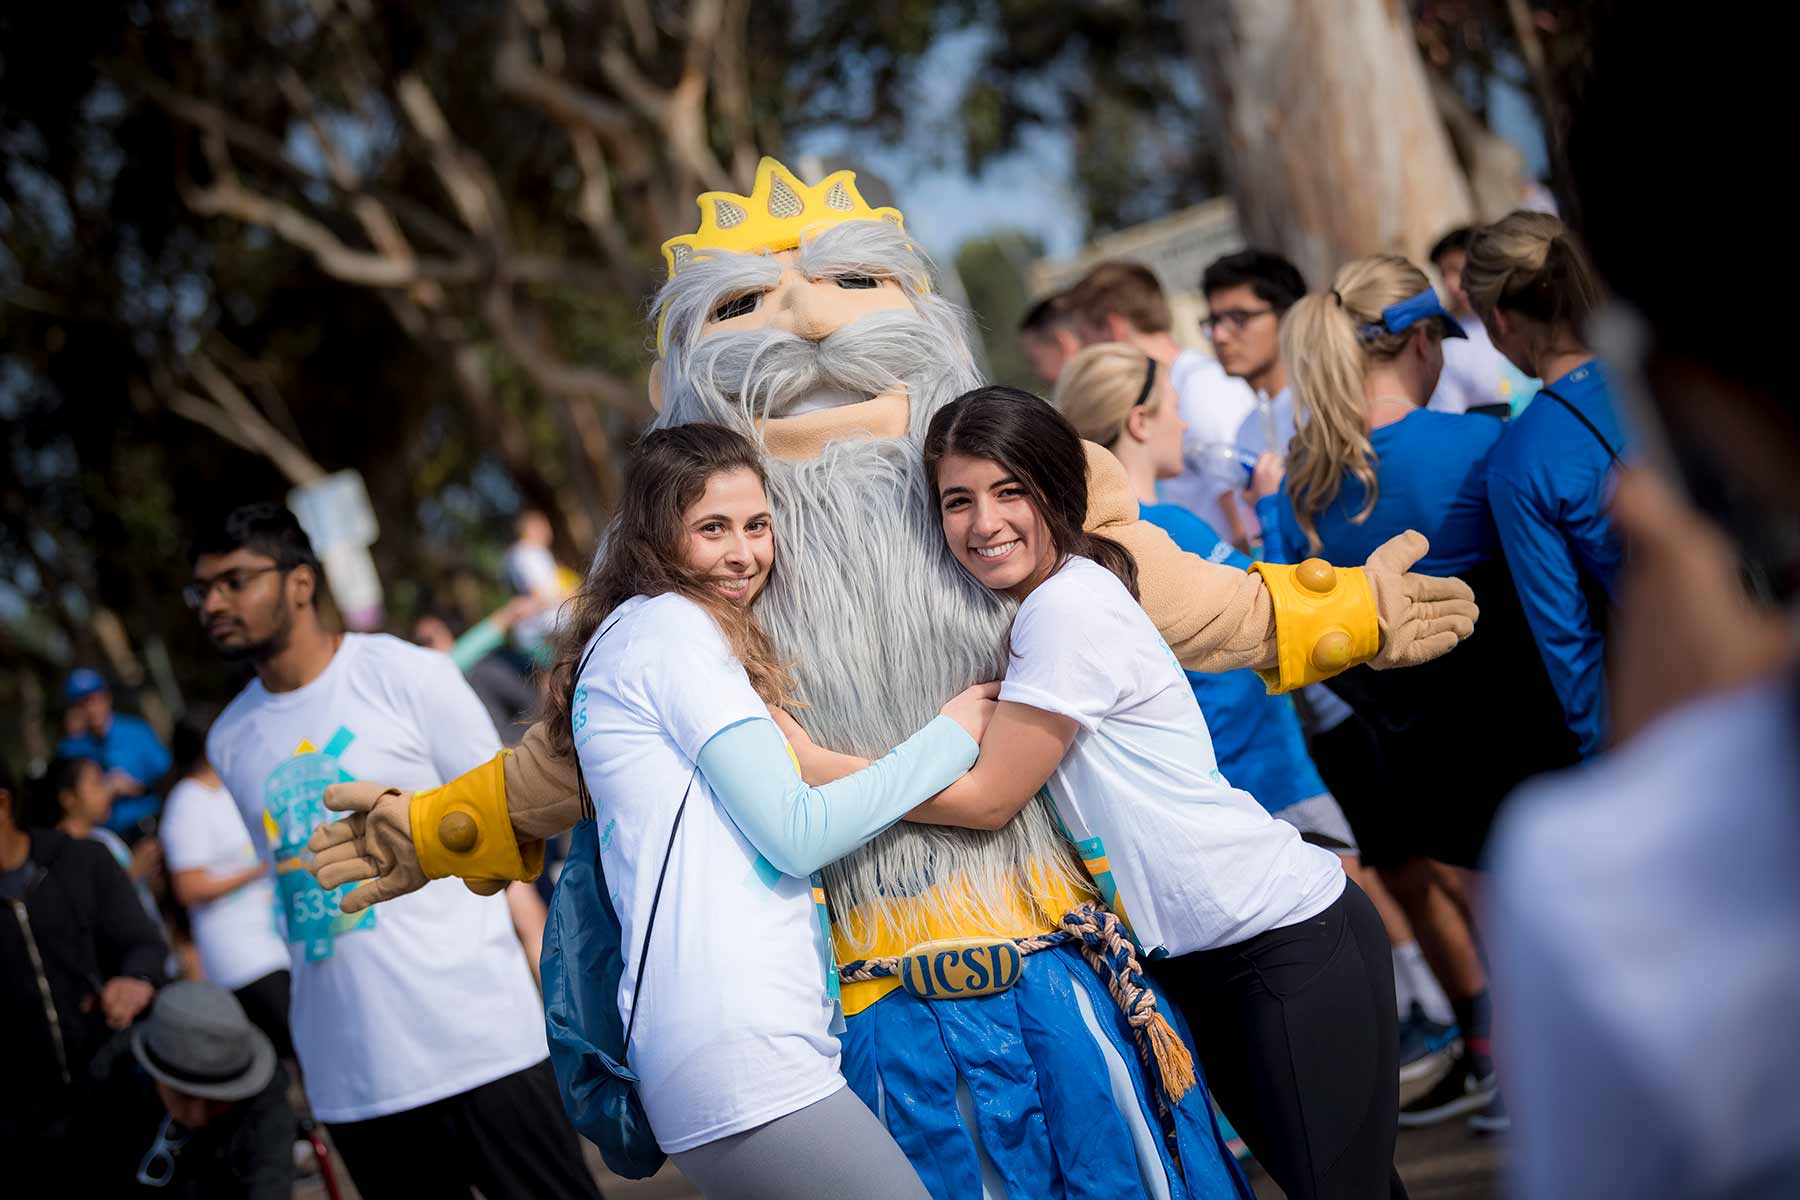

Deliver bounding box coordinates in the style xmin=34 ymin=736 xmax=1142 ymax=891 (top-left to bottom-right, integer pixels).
xmin=793 ymin=33 xmax=1551 ymax=265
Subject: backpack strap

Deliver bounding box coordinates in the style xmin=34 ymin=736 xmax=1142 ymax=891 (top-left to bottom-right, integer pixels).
xmin=1537 ymin=386 xmax=1622 ymax=465
xmin=571 ymin=620 xmax=618 ymax=822
xmin=622 ymin=767 xmax=697 ymax=1052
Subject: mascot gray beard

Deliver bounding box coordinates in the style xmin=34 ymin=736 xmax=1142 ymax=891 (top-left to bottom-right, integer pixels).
xmin=649 ymin=224 xmax=1095 ymax=949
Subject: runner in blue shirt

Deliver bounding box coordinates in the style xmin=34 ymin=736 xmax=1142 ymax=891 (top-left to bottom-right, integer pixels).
xmin=1251 ymin=253 xmax=1582 ymax=1132
xmin=1463 ymin=212 xmax=1625 ymax=759
xmin=57 ymin=668 xmax=172 ymax=837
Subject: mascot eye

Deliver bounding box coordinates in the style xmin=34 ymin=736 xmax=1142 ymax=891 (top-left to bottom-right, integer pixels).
xmin=834 ymin=274 xmax=880 ymax=290
xmin=712 ymin=293 xmax=760 ymax=322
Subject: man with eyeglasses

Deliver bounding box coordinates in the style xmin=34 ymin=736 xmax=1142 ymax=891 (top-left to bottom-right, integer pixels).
xmin=190 ymin=502 xmax=599 ymax=1199
xmin=1062 ymin=259 xmax=1258 ymax=548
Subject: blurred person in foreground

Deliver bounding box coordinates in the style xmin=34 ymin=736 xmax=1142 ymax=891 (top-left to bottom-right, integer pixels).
xmin=1463 ymin=211 xmax=1625 ymax=761
xmin=1 ymin=756 xmax=170 ymax=1187
xmin=159 ymin=712 xmax=292 ymax=1062
xmin=1425 ymin=228 xmax=1536 ymax=418
xmin=129 ymin=981 xmax=294 ymax=1199
xmin=1017 ymin=291 xmax=1084 ymax=385
xmin=1063 ymin=260 xmax=1260 ymax=548
xmin=1487 ymin=12 xmax=1800 ymax=1197
xmin=58 ymin=667 xmax=172 ymax=839
xmin=189 ymin=502 xmax=596 ymax=1198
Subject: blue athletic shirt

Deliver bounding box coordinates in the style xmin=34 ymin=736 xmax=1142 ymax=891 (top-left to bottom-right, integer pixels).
xmin=1140 ymin=503 xmax=1327 ymax=814
xmin=1486 ymin=360 xmax=1626 ymax=759
xmin=1258 ymin=408 xmax=1505 ymax=578
xmin=58 ymin=712 xmax=172 ymax=835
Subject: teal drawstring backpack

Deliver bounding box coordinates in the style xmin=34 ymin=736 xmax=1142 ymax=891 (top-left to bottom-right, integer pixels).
xmin=540 ymin=621 xmax=695 ymax=1179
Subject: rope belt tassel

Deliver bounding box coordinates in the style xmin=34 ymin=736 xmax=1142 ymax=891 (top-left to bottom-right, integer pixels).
xmin=839 ymin=903 xmax=1196 ymax=1109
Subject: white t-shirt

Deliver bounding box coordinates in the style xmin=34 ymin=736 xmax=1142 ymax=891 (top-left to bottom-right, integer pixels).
xmin=999 ymin=557 xmax=1345 ymax=957
xmin=504 ymin=540 xmax=563 ymax=648
xmin=160 ymin=776 xmax=288 ymax=990
xmin=207 ymin=634 xmax=547 ymax=1123
xmin=572 ymin=593 xmax=843 ymax=1154
xmin=1161 ymin=349 xmax=1258 ymax=540
xmin=1488 ymin=675 xmax=1800 ymax=1198
xmin=1429 ymin=318 xmax=1535 ymax=415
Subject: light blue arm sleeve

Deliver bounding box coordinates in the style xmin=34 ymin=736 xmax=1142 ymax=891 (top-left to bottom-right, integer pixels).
xmin=697 ymin=714 xmax=979 ymax=878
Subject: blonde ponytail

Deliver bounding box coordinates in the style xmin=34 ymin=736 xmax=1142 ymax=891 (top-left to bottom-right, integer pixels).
xmin=1053 ymin=342 xmax=1162 ymax=448
xmin=1280 ymin=255 xmax=1440 ymax=553
xmin=1462 ymin=211 xmax=1604 ymax=358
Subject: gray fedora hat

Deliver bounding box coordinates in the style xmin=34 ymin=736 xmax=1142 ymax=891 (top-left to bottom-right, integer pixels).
xmin=130 ymin=981 xmax=277 ymax=1102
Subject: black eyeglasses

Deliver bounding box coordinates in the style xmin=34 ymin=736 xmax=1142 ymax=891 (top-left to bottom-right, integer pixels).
xmin=1201 ymin=307 xmax=1276 ymax=335
xmin=183 ymin=565 xmax=285 ymax=610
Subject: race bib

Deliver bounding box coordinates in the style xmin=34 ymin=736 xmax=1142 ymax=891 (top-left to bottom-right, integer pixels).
xmin=263 ymin=727 xmax=375 ymax=961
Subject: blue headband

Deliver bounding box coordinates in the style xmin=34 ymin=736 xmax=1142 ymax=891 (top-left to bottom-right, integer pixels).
xmin=1358 ymin=291 xmax=1467 ymax=341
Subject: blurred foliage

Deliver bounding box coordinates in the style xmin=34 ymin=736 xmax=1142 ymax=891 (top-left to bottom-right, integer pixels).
xmin=1 ymin=0 xmax=1561 ymax=767
xmin=953 ymin=231 xmax=1043 ymax=393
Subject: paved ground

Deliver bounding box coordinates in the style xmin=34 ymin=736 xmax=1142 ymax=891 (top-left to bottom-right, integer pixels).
xmin=303 ymin=1114 xmax=1504 ymax=1199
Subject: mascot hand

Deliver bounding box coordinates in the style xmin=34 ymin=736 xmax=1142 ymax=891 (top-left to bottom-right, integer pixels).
xmin=1364 ymin=531 xmax=1480 ymax=669
xmin=310 ymin=783 xmax=427 ymax=915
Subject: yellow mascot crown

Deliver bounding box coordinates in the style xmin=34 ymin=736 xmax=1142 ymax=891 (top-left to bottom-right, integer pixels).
xmin=661 ymin=156 xmax=905 ymax=278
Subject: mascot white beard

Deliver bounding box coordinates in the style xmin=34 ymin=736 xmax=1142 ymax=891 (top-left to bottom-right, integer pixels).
xmin=655 ymin=222 xmax=1093 ymax=945
xmin=649 ymin=218 xmax=1232 ymax=1199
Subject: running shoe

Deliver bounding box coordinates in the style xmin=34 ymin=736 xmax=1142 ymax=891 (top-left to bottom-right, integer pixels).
xmin=1396 ymin=1002 xmax=1461 ymax=1084
xmin=1467 ymin=1091 xmax=1511 ymax=1135
xmin=1397 ymin=1051 xmax=1496 ymax=1127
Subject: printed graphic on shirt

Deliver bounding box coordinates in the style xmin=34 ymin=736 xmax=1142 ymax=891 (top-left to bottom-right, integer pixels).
xmin=263 ymin=726 xmax=375 ymax=960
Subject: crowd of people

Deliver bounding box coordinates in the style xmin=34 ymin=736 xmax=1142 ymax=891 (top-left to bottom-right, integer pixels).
xmin=5 ymin=14 xmax=1795 ymax=1199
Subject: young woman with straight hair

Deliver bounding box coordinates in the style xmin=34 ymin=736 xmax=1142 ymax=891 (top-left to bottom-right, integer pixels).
xmin=539 ymin=422 xmax=998 ymax=1200
xmin=1462 ymin=211 xmax=1626 ymax=760
xmin=794 ymin=385 xmax=1405 ymax=1199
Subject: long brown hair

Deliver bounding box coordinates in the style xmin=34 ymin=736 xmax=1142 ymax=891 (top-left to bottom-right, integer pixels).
xmin=541 ymin=423 xmax=793 ymax=761
xmin=923 ymin=385 xmax=1139 ymax=598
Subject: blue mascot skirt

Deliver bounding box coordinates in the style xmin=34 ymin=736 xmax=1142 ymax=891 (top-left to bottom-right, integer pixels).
xmin=839 ymin=943 xmax=1253 ymax=1200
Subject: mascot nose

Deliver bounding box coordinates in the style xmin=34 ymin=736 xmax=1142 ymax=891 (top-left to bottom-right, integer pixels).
xmin=774 ymin=276 xmax=840 ymax=343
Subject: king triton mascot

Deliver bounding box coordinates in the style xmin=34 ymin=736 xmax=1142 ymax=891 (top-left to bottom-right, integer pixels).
xmin=311 ymin=159 xmax=1477 ymax=1199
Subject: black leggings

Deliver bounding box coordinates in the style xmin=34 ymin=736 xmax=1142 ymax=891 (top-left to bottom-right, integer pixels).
xmin=233 ymin=969 xmax=295 ymax=1063
xmin=1152 ymin=882 xmax=1406 ymax=1200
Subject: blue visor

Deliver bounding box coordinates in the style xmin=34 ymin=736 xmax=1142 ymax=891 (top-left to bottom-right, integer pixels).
xmin=1359 ymin=290 xmax=1466 ymax=341
xmin=64 ymin=667 xmax=107 ymax=702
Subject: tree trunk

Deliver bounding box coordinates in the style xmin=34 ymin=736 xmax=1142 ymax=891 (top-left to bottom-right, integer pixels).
xmin=1187 ymin=0 xmax=1475 ymax=287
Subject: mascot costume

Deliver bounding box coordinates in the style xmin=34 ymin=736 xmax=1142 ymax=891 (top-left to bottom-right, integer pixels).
xmin=312 ymin=159 xmax=1476 ymax=1198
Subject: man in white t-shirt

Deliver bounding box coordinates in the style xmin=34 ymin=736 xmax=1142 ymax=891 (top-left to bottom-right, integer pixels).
xmin=188 ymin=502 xmax=599 ymax=1199
xmin=1427 ymin=227 xmax=1537 ymax=417
xmin=1063 ymin=259 xmax=1257 ymax=546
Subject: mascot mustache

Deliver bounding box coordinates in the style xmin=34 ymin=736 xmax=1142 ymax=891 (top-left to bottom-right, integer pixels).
xmin=685 ymin=309 xmax=945 ymax=424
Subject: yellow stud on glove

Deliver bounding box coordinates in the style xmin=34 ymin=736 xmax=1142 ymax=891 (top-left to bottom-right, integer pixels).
xmin=411 ymin=753 xmax=546 ymax=884
xmin=1248 ymin=557 xmax=1381 ymax=693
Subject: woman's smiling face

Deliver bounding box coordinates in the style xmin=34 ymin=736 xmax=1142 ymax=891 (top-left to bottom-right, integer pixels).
xmin=936 ymin=452 xmax=1057 ymax=598
xmin=681 ymin=466 xmax=774 ymax=607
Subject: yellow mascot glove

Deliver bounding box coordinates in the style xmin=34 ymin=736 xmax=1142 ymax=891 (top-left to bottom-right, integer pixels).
xmin=1247 ymin=558 xmax=1380 ymax=693
xmin=411 ymin=752 xmax=546 ymax=888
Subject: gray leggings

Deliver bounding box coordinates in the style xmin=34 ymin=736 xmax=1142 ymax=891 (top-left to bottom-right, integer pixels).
xmin=671 ymin=1085 xmax=930 ymax=1200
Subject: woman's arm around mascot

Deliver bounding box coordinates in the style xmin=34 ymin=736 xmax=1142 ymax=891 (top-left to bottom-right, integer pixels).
xmin=308 ymin=443 xmax=1475 ymax=903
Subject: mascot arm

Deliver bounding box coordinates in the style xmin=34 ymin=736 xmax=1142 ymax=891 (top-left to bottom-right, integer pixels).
xmin=1081 ymin=442 xmax=1480 ymax=692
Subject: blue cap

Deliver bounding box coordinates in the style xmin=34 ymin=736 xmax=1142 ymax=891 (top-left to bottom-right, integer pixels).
xmin=1358 ymin=291 xmax=1467 ymax=341
xmin=64 ymin=668 xmax=108 ymax=703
